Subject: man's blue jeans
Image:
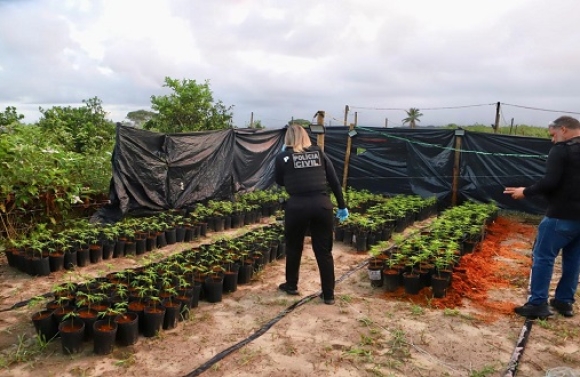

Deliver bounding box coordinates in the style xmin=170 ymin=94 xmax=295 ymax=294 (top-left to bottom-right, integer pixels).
xmin=529 ymin=217 xmax=580 ymax=305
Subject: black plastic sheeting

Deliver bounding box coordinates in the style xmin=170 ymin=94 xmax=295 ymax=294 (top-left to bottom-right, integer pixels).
xmin=323 ymin=127 xmax=456 ymax=207
xmin=330 ymin=126 xmax=551 ymax=214
xmin=96 ymin=125 xmax=553 ymax=222
xmin=94 ymin=125 xmax=284 ymax=222
xmin=460 ymin=132 xmax=551 ymax=214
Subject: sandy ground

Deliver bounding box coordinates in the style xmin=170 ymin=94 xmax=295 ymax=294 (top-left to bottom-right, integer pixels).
xmin=0 ymin=216 xmax=579 ymax=377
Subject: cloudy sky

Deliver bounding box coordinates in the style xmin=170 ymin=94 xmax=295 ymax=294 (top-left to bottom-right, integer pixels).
xmin=1 ymin=0 xmax=579 ymax=129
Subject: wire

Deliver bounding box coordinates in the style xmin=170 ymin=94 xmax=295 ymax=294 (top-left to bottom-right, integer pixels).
xmin=350 ymin=103 xmax=495 ymax=111
xmin=502 ymin=103 xmax=580 ymax=115
xmin=356 ymin=126 xmax=548 ymax=159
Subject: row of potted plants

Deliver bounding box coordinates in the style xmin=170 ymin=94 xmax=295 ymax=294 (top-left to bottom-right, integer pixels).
xmin=334 ymin=192 xmax=438 ymax=252
xmin=367 ymin=201 xmax=498 ymax=298
xmin=3 ymin=189 xmax=288 ymax=276
xmin=31 ymin=223 xmax=286 ymax=355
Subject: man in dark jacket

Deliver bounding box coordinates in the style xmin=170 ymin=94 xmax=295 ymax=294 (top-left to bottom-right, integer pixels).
xmin=505 ymin=116 xmax=580 ymax=318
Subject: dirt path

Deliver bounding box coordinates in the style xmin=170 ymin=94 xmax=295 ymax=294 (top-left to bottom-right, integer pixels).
xmin=1 ymin=216 xmax=579 ymax=377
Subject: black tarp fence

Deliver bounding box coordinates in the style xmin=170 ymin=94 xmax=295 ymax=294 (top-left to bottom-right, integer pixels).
xmin=96 ymin=125 xmax=285 ymax=222
xmin=325 ymin=126 xmax=551 ymax=214
xmin=96 ymin=124 xmax=552 ymax=222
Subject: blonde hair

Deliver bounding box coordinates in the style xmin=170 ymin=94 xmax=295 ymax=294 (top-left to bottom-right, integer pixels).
xmin=284 ymin=124 xmax=312 ymax=153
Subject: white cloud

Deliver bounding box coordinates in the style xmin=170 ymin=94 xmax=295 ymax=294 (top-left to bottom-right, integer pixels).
xmin=0 ymin=0 xmax=579 ymax=128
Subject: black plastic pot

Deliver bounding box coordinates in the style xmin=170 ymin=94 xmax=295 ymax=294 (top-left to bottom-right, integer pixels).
xmin=59 ymin=318 xmax=85 ymax=354
xmin=431 ymin=275 xmax=449 ymax=298
xmin=162 ymin=301 xmax=180 ymax=330
xmin=32 ymin=256 xmax=51 ymax=276
xmin=77 ymin=248 xmax=90 ymax=267
xmin=115 ymin=312 xmax=139 ymax=346
xmin=93 ymin=320 xmax=117 ymax=355
xmin=383 ymin=269 xmax=400 ymax=292
xmin=89 ymin=244 xmax=103 ymax=264
xmin=49 ymin=252 xmax=65 ymax=272
xmin=223 ymin=268 xmax=239 ymax=293
xmin=124 ymin=241 xmax=136 ymax=256
xmin=238 ymin=263 xmax=254 ymax=284
xmin=203 ymin=276 xmax=224 ymax=303
xmin=113 ymin=240 xmax=126 ymax=258
xmin=64 ymin=250 xmax=77 ymax=270
xmin=135 ymin=238 xmax=147 ymax=255
xmin=165 ymin=228 xmax=177 ymax=245
xmin=31 ymin=310 xmax=58 ymax=341
xmin=143 ymin=305 xmax=166 ymax=337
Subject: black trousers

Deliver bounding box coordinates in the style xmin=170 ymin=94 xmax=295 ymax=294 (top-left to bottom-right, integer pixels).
xmin=284 ymin=194 xmax=335 ymax=298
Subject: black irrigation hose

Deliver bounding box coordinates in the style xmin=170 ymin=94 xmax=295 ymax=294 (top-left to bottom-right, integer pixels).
xmin=182 ymin=256 xmax=372 ymax=377
xmin=503 ymin=319 xmax=533 ymax=377
xmin=0 ymin=291 xmax=54 ymax=313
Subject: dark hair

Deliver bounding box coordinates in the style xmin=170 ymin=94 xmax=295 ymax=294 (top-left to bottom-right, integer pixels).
xmin=551 ymin=116 xmax=580 ymax=130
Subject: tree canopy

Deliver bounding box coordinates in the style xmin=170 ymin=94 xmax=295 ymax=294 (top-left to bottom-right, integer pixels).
xmin=0 ymin=106 xmax=25 ymax=128
xmin=287 ymin=119 xmax=310 ymax=127
xmin=126 ymin=109 xmax=156 ymax=128
xmin=143 ymin=77 xmax=233 ymax=133
xmin=37 ymin=97 xmax=116 ymax=154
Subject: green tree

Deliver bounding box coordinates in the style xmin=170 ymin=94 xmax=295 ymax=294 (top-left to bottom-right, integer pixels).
xmin=37 ymin=97 xmax=115 ymax=154
xmin=126 ymin=109 xmax=156 ymax=128
xmin=144 ymin=77 xmax=233 ymax=133
xmin=0 ymin=106 xmax=25 ymax=128
xmin=402 ymin=108 xmax=423 ymax=129
xmin=287 ymin=119 xmax=310 ymax=127
xmin=443 ymin=123 xmax=551 ymax=138
xmin=250 ymin=120 xmax=265 ymax=129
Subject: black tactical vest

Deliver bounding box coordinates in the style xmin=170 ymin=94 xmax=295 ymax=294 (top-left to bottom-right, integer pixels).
xmin=283 ymin=146 xmax=328 ymax=196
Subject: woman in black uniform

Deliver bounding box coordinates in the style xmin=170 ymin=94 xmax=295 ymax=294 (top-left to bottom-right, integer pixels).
xmin=275 ymin=124 xmax=349 ymax=304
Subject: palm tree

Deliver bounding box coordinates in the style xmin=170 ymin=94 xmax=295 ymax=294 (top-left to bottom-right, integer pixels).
xmin=402 ymin=108 xmax=423 ymax=129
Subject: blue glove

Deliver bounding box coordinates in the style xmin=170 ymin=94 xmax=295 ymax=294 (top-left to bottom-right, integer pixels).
xmin=336 ymin=208 xmax=349 ymax=222
xmin=281 ymin=144 xmax=286 ymax=152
